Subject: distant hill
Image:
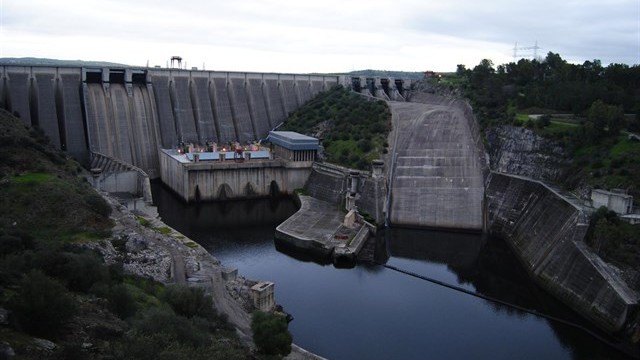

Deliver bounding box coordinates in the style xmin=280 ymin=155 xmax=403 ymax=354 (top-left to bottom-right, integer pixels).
xmin=344 ymin=69 xmax=424 ymax=80
xmin=0 ymin=57 xmax=130 ymax=68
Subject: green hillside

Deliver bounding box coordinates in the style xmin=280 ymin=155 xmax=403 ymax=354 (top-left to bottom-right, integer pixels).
xmin=281 ymin=86 xmax=391 ymax=170
xmin=0 ymin=110 xmax=253 ymax=359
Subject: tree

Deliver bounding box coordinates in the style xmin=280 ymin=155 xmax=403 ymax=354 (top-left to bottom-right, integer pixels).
xmin=163 ymin=284 xmax=215 ymax=319
xmin=8 ymin=270 xmax=77 ymax=336
xmin=586 ymin=100 xmax=624 ymax=141
xmin=251 ymin=311 xmax=292 ymax=356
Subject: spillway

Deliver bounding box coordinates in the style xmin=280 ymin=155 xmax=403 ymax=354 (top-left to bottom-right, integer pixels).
xmin=211 ymin=76 xmax=236 ymax=144
xmin=190 ymin=75 xmax=217 ymax=143
xmin=32 ymin=70 xmax=61 ymax=148
xmin=263 ymin=78 xmax=286 ymax=127
xmin=151 ymin=74 xmax=178 ymax=149
xmin=280 ymin=79 xmax=298 ymax=115
xmin=5 ymin=70 xmax=31 ymax=125
xmin=228 ymin=77 xmax=256 ymax=143
xmin=170 ymin=74 xmax=198 ymax=144
xmin=246 ymin=77 xmax=272 ymax=136
xmin=388 ymin=95 xmax=487 ymax=230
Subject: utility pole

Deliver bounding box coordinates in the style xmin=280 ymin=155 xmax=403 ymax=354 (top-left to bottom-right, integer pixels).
xmin=513 ymin=41 xmax=541 ymax=62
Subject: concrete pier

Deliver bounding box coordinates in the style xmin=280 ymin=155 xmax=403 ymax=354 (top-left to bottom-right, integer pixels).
xmin=274 ymin=195 xmax=371 ymax=263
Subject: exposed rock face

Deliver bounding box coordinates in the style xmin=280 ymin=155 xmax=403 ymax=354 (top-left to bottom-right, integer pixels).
xmin=485 ymin=125 xmax=567 ymax=182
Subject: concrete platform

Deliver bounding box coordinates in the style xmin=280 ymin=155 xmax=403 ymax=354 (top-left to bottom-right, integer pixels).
xmin=275 ymin=195 xmax=369 ymax=263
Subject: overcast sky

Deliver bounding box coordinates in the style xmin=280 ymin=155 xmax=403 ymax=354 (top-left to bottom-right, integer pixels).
xmin=1 ymin=0 xmax=638 ymax=73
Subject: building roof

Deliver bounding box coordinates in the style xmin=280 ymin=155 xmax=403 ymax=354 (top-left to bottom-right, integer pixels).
xmin=267 ymin=131 xmax=319 ymax=151
xmin=592 ymin=189 xmax=633 ymax=200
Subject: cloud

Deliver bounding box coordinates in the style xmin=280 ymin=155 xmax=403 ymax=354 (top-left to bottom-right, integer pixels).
xmin=1 ymin=0 xmax=638 ymax=72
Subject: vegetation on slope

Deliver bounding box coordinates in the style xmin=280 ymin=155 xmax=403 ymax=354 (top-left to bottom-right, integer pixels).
xmin=586 ymin=207 xmax=640 ymax=272
xmin=281 ymin=86 xmax=391 ymax=170
xmin=0 ymin=110 xmax=254 ymax=359
xmin=439 ymin=54 xmax=640 ymax=281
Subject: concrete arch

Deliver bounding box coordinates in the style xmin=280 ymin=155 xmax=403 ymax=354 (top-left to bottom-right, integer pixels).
xmin=269 ymin=180 xmax=281 ymax=198
xmin=244 ymin=182 xmax=258 ymax=197
xmin=217 ymin=183 xmax=233 ymax=201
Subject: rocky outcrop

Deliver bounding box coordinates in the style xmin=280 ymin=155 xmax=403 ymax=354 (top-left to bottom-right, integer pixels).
xmin=486 ymin=125 xmax=567 ymax=182
xmin=85 ymin=194 xmax=324 ymax=359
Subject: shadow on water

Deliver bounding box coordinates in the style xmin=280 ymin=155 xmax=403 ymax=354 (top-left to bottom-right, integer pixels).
xmin=273 ymin=238 xmax=333 ymax=266
xmin=152 ymin=181 xmax=638 ymax=359
xmin=376 ymin=227 xmax=638 ymax=359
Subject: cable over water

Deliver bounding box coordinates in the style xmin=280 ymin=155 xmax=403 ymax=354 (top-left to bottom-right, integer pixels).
xmin=376 ymin=261 xmax=639 ymax=359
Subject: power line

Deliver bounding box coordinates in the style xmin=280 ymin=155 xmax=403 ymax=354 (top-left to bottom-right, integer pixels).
xmin=376 ymin=261 xmax=638 ymax=359
xmin=513 ymin=40 xmax=541 ymax=62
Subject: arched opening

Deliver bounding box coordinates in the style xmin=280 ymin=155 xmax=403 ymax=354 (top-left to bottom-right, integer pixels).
xmin=244 ymin=182 xmax=257 ymax=197
xmin=269 ymin=180 xmax=280 ymax=198
xmin=380 ymin=78 xmax=391 ymax=97
xmin=351 ymin=77 xmax=361 ymax=92
xmin=395 ymin=79 xmax=404 ymax=96
xmin=217 ymin=183 xmax=233 ymax=201
xmin=366 ymin=78 xmax=376 ymax=95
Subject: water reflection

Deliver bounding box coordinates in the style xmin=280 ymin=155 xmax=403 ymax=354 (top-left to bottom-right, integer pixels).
xmin=151 ymin=182 xmax=636 ymax=359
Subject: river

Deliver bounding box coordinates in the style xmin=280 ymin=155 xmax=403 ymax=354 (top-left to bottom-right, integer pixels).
xmin=152 ymin=183 xmax=632 ymax=360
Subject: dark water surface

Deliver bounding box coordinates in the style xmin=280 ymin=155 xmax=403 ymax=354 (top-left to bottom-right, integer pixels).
xmin=152 ymin=183 xmax=633 ymax=360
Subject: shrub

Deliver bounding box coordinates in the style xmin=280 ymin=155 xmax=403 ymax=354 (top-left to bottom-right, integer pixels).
xmin=85 ymin=192 xmax=112 ymax=217
xmin=357 ymin=138 xmax=372 ymax=152
xmin=131 ymin=308 xmax=210 ymax=348
xmin=537 ymin=114 xmax=551 ymax=128
xmin=108 ymin=283 xmax=138 ymax=319
xmin=251 ymin=311 xmax=292 ymax=356
xmin=162 ymin=284 xmax=215 ymax=320
xmin=8 ymin=270 xmax=77 ymax=336
xmin=35 ymin=250 xmax=110 ymax=292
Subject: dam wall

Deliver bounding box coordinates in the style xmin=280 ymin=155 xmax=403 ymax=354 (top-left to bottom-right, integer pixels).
xmin=304 ymin=163 xmax=349 ymax=204
xmin=486 ymin=172 xmax=638 ymax=333
xmin=0 ymin=65 xmax=341 ymax=177
xmin=345 ymin=76 xmax=413 ymax=101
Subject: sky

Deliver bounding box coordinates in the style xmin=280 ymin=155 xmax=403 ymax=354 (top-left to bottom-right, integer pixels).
xmin=1 ymin=0 xmax=639 ymax=73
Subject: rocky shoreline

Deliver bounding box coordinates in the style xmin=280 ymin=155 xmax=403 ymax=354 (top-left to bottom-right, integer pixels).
xmin=88 ymin=193 xmax=325 ymax=360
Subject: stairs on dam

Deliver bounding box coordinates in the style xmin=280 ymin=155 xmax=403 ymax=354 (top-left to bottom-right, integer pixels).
xmin=387 ymin=97 xmax=486 ymax=230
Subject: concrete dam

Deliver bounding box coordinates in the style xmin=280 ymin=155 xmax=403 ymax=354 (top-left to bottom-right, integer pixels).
xmin=3 ymin=63 xmax=638 ymax=339
xmin=1 ymin=65 xmax=414 ymax=179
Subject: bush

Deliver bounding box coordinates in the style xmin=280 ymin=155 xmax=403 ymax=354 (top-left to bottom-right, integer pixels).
xmin=35 ymin=250 xmax=110 ymax=292
xmin=357 ymin=138 xmax=372 ymax=152
xmin=8 ymin=270 xmax=77 ymax=336
xmin=85 ymin=192 xmax=112 ymax=217
xmin=131 ymin=308 xmax=210 ymax=348
xmin=108 ymin=283 xmax=138 ymax=319
xmin=537 ymin=114 xmax=551 ymax=128
xmin=0 ymin=230 xmax=34 ymax=256
xmin=162 ymin=284 xmax=215 ymax=319
xmin=251 ymin=311 xmax=292 ymax=356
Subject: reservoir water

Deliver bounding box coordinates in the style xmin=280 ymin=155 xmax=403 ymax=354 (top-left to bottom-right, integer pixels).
xmin=152 ymin=183 xmax=633 ymax=360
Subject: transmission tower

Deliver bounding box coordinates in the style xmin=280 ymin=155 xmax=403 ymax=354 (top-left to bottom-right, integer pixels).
xmin=513 ymin=41 xmax=541 ymax=62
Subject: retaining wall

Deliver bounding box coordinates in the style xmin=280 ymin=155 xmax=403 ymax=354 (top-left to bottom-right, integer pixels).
xmin=486 ymin=172 xmax=638 ymax=333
